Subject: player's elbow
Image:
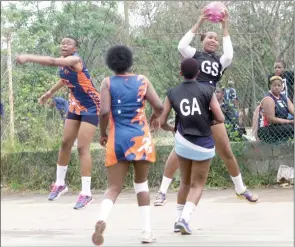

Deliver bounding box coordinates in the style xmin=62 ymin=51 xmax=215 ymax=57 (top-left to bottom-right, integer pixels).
xmin=153 ymin=104 xmax=164 ymax=118
xmin=178 ymin=43 xmax=186 ymax=56
xmin=223 ymin=53 xmax=233 ymax=66
xmin=215 ymin=114 xmax=225 ymax=124
xmin=50 ymin=58 xmax=60 ymax=66
xmin=100 ymin=108 xmax=110 ymax=118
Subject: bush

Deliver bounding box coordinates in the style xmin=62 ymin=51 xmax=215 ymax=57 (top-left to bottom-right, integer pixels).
xmin=1 ymin=142 xmax=280 ymax=192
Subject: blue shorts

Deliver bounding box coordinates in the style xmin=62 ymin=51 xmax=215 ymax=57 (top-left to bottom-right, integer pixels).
xmin=287 ymin=113 xmax=294 ymax=120
xmin=67 ymin=112 xmax=99 ymax=127
xmin=175 ymin=131 xmax=215 ymax=161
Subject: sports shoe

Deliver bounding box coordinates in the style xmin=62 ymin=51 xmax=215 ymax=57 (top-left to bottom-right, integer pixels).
xmin=154 ymin=191 xmax=166 ymax=206
xmin=236 ymin=190 xmax=259 ymax=203
xmin=48 ymin=184 xmax=68 ymax=201
xmin=176 ymin=218 xmax=192 ymax=235
xmin=92 ymin=220 xmax=106 ymax=246
xmin=141 ymin=231 xmax=156 ymax=243
xmin=174 ymin=222 xmax=181 ymax=233
xmin=73 ymin=194 xmax=93 ymax=210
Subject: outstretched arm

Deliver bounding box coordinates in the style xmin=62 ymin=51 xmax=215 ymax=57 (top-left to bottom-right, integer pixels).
xmin=178 ymin=15 xmax=207 ymax=58
xmin=49 ymin=80 xmax=65 ymax=95
xmin=219 ymin=9 xmax=233 ymax=71
xmin=39 ymin=80 xmax=65 ymax=105
xmin=16 ymin=54 xmax=80 ymax=67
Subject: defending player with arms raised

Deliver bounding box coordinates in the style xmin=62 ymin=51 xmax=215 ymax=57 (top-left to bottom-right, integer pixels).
xmin=16 ymin=36 xmax=100 ymax=209
xmin=92 ymin=45 xmax=163 ymax=245
xmin=155 ymin=9 xmax=259 ymax=207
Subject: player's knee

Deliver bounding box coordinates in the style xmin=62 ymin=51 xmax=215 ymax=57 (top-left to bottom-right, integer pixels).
xmin=108 ymin=185 xmax=122 ymax=196
xmin=133 ymin=180 xmax=149 ymax=194
xmin=61 ymin=139 xmax=73 ymax=151
xmin=190 ymin=174 xmax=207 ymax=188
xmin=77 ymin=144 xmax=89 ymax=156
xmin=181 ymin=183 xmax=190 ymax=193
xmin=180 ymin=179 xmax=190 ymax=192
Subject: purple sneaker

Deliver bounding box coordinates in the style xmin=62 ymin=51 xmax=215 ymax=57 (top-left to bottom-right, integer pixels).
xmin=176 ymin=218 xmax=192 ymax=235
xmin=73 ymin=194 xmax=93 ymax=210
xmin=236 ymin=190 xmax=259 ymax=203
xmin=48 ymin=184 xmax=68 ymax=201
xmin=154 ymin=191 xmax=166 ymax=206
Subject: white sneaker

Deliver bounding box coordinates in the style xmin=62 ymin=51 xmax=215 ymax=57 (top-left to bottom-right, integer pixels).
xmin=141 ymin=231 xmax=156 ymax=244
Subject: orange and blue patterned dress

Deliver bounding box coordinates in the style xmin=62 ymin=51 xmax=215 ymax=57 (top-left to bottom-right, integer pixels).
xmin=105 ymin=74 xmax=156 ymax=166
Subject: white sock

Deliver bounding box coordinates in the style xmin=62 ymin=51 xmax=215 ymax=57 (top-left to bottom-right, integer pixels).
xmin=139 ymin=205 xmax=151 ymax=232
xmin=98 ymin=199 xmax=114 ymax=222
xmin=181 ymin=201 xmax=195 ymax=223
xmin=81 ymin=176 xmax=91 ymax=196
xmin=159 ymin=176 xmax=172 ymax=194
xmin=231 ymin=174 xmax=247 ymax=194
xmin=55 ymin=164 xmax=68 ymax=186
xmin=176 ymin=204 xmax=184 ymax=222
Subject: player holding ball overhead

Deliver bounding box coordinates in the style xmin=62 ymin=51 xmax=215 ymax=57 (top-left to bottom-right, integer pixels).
xmin=154 ymin=2 xmax=259 ymax=209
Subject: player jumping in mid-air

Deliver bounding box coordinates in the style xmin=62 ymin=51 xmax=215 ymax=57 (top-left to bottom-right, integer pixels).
xmin=16 ymin=36 xmax=100 ymax=210
xmin=155 ymin=9 xmax=259 ymax=207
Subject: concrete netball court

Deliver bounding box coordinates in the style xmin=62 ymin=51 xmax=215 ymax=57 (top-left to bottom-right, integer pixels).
xmin=1 ymin=189 xmax=293 ymax=246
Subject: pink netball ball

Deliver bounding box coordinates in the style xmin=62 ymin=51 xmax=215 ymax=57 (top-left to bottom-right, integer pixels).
xmin=203 ymin=1 xmax=227 ymax=23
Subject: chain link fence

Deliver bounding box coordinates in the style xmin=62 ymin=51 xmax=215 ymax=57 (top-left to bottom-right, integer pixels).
xmin=129 ymin=30 xmax=294 ymax=144
xmin=1 ymin=1 xmax=294 ymax=153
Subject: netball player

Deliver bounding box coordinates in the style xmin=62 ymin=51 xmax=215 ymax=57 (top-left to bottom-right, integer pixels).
xmin=155 ymin=10 xmax=259 ymax=207
xmin=161 ymin=58 xmax=224 ymax=234
xmin=16 ymin=36 xmax=100 ymax=209
xmin=92 ymin=45 xmax=163 ymax=245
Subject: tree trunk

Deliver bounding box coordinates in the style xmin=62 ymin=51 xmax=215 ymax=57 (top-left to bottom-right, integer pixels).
xmin=7 ymin=33 xmax=15 ymax=144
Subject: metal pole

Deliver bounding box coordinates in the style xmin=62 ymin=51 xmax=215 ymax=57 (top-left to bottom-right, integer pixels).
xmin=7 ymin=33 xmax=15 ymax=144
xmin=249 ymin=33 xmax=257 ymax=111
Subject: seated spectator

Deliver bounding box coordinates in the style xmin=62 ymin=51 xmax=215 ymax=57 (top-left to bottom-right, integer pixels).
xmin=216 ymin=87 xmax=239 ymax=126
xmin=258 ymin=76 xmax=294 ymax=143
xmin=216 ymin=88 xmax=245 ymax=140
xmin=50 ymin=97 xmax=77 ymax=146
xmin=50 ymin=97 xmax=69 ymax=121
xmin=223 ymin=80 xmax=239 ymax=107
xmin=0 ymin=102 xmax=3 ymax=119
xmin=268 ymin=60 xmax=294 ymax=102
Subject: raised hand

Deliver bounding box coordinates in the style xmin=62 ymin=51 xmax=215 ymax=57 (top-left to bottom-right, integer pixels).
xmin=99 ymin=136 xmax=108 ymax=147
xmin=15 ymin=55 xmax=30 ymax=65
xmin=198 ymin=9 xmax=209 ymax=24
xmin=38 ymin=91 xmax=53 ymax=105
xmin=220 ymin=8 xmax=229 ymax=26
